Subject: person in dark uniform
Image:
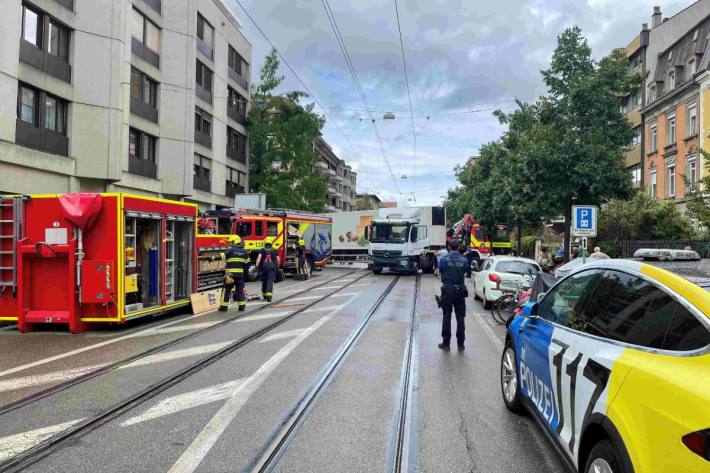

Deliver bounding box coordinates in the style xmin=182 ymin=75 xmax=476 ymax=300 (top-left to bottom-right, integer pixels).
xmin=296 ymin=238 xmax=309 ymax=278
xmin=437 ymin=239 xmax=468 ymax=351
xmin=212 ymin=235 xmax=250 ymax=312
xmin=256 ymin=241 xmax=279 ymax=302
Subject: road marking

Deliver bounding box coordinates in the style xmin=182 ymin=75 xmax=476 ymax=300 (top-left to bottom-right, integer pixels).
xmin=233 ymin=312 xmax=292 ymax=323
xmin=121 ymin=378 xmax=246 ymax=427
xmin=0 ymin=419 xmax=84 ymax=462
xmin=259 ymin=328 xmax=306 ymax=343
xmin=167 ymin=314 xmax=336 ymax=473
xmin=130 ymin=321 xmax=222 ymax=338
xmin=305 ymin=303 xmax=347 ymax=314
xmin=288 ymin=294 xmax=325 ymax=302
xmin=0 ymin=365 xmax=107 ymax=393
xmin=120 ymin=341 xmax=234 ymax=369
xmin=311 ymin=285 xmax=345 ymax=291
xmin=473 ymin=313 xmax=503 ymax=348
xmin=328 ymin=292 xmax=359 ymax=298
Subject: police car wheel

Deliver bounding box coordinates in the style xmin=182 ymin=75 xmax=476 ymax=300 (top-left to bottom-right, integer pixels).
xmin=500 ymin=341 xmax=523 ymax=413
xmin=585 ymin=440 xmax=626 ymax=473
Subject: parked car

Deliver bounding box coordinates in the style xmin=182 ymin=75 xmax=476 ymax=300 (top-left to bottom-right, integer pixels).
xmin=633 ymin=248 xmax=701 ymax=261
xmin=555 ymin=254 xmax=611 ymax=278
xmin=501 ymin=259 xmax=710 ymax=473
xmin=473 ymin=256 xmax=540 ymax=309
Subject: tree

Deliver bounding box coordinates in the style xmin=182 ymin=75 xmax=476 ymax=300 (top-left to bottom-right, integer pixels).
xmin=540 ymin=27 xmax=644 ymax=259
xmin=685 ymin=150 xmax=710 ymax=231
xmin=248 ymin=50 xmax=327 ymax=212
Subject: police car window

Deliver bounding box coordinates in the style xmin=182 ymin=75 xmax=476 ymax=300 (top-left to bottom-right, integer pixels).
xmin=537 ymin=270 xmax=599 ymax=327
xmin=236 ymin=222 xmax=252 ymax=237
xmin=661 ymin=299 xmax=710 ymax=351
xmin=580 ymin=270 xmax=668 ymax=347
xmin=267 ymin=221 xmax=278 ymax=236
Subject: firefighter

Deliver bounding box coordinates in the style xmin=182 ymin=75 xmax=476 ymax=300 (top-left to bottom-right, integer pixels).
xmin=297 ymin=239 xmax=309 ymax=279
xmin=256 ymin=241 xmax=279 ymax=302
xmin=437 ymin=239 xmax=468 ymax=351
xmin=211 ymin=235 xmax=249 ymax=312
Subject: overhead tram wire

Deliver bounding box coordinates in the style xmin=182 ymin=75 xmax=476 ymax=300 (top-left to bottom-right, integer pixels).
xmin=393 ymin=0 xmax=417 ymax=201
xmin=231 ymin=0 xmax=381 ymax=195
xmin=321 ymin=0 xmax=401 ymax=195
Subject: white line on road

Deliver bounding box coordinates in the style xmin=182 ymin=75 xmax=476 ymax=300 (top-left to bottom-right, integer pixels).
xmin=167 ymin=314 xmax=337 ymax=473
xmin=259 ymin=328 xmax=306 ymax=343
xmin=120 ymin=341 xmax=234 ymax=369
xmin=287 ymin=294 xmax=324 ymax=302
xmin=130 ymin=321 xmax=222 ymax=338
xmin=328 ymin=292 xmax=359 ymax=298
xmin=0 ymin=419 xmax=85 ymax=462
xmin=472 ymin=313 xmax=504 ymax=348
xmin=121 ymin=378 xmax=246 ymax=427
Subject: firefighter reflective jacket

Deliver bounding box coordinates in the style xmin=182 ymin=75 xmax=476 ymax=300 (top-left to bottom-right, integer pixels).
xmin=217 ymin=247 xmax=250 ymax=274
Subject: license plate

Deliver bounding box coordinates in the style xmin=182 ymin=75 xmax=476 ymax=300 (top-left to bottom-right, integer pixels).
xmin=382 ymin=267 xmax=390 ymax=271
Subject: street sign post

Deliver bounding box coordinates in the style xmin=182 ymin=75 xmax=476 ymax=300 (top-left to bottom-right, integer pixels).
xmin=572 ymin=205 xmax=598 ymax=238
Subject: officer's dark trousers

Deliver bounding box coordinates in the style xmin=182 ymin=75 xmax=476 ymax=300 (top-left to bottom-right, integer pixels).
xmin=261 ymin=263 xmax=276 ymax=299
xmin=441 ymin=287 xmax=466 ymax=346
xmin=220 ymin=273 xmax=245 ymax=310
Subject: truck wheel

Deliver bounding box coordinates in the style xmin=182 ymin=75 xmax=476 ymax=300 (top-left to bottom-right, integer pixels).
xmin=410 ymin=260 xmax=420 ymax=276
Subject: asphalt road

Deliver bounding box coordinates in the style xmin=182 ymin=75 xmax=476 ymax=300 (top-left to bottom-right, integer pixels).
xmin=0 ymin=267 xmax=567 ymax=472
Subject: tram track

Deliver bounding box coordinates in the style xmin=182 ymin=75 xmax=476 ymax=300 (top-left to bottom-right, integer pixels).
xmin=246 ymin=274 xmax=419 ymax=473
xmin=0 ymin=270 xmax=362 ymax=417
xmin=0 ymin=270 xmax=372 ymax=473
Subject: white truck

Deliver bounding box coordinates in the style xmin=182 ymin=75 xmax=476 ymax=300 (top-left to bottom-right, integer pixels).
xmin=330 ymin=210 xmax=378 ymax=263
xmin=365 ymin=206 xmax=447 ymax=275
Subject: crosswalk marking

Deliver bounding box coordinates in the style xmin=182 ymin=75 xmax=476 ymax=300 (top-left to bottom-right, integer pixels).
xmin=0 ymin=419 xmax=84 ymax=462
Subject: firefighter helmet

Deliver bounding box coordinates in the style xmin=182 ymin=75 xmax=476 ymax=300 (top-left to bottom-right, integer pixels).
xmin=228 ymin=235 xmax=242 ymax=246
xmin=298 ymin=239 xmax=305 ymax=246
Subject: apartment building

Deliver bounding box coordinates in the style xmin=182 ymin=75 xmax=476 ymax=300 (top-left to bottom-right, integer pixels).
xmin=0 ymin=0 xmax=251 ymax=210
xmin=620 ymin=27 xmax=649 ymax=187
xmin=643 ymin=8 xmax=710 ymax=211
xmin=313 ymin=135 xmax=357 ymax=212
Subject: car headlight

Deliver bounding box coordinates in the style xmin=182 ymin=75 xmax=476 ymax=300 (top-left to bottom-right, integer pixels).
xmin=400 ymin=260 xmax=408 ymax=266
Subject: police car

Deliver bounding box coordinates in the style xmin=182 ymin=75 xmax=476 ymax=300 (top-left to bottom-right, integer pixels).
xmin=501 ymin=259 xmax=710 ymax=473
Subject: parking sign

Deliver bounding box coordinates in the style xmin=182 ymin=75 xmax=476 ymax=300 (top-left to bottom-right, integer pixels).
xmin=572 ymin=205 xmax=598 ymax=237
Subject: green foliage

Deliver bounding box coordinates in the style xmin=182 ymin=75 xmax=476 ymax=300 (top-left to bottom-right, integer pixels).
xmin=248 ymin=49 xmax=327 ymax=212
xmin=446 ymin=26 xmax=643 ymax=259
xmin=685 ymin=150 xmax=710 ymax=230
xmin=597 ymin=191 xmax=696 ymax=247
xmin=355 ymin=194 xmax=379 ymax=211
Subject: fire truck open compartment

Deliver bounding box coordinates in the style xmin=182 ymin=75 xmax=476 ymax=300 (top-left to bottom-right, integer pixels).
xmin=0 ymin=193 xmax=198 ymax=333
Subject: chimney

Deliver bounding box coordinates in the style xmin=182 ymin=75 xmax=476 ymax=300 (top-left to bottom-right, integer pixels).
xmin=642 ymin=23 xmax=649 ymax=31
xmin=652 ymin=6 xmax=662 ymax=28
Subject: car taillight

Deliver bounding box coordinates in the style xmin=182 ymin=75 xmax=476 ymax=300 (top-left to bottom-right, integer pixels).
xmin=682 ymin=430 xmax=710 ymax=460
xmin=489 ymin=273 xmax=501 ymax=284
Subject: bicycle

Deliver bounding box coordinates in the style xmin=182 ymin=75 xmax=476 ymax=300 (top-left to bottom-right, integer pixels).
xmin=491 ymin=279 xmax=531 ymax=325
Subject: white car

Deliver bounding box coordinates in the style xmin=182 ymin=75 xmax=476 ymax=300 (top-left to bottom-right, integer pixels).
xmin=473 ymin=256 xmax=540 ymax=309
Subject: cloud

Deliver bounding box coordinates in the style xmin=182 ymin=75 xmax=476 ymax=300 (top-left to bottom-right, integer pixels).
xmin=228 ymin=0 xmax=692 ymax=206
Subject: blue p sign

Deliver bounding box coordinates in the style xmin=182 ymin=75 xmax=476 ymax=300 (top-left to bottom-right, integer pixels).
xmin=573 ymin=206 xmax=597 ymax=236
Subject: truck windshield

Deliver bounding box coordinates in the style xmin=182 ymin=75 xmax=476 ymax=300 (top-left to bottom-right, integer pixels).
xmin=371 ymin=224 xmax=409 ymax=243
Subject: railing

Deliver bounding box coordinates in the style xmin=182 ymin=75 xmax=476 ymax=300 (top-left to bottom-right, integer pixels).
xmin=194 ymin=130 xmax=211 ymax=149
xmin=131 ymin=37 xmax=160 ymax=69
xmin=619 ymin=239 xmax=710 ymax=258
xmin=128 ymin=156 xmax=157 ymax=179
xmin=227 ymin=106 xmax=247 ymax=125
xmin=19 ymin=40 xmax=71 ymax=83
xmin=15 ymin=120 xmax=69 ymax=157
xmin=195 ymin=85 xmax=212 ymax=104
xmin=196 ymin=38 xmax=213 ymax=61
xmin=228 ymin=67 xmax=248 ymax=90
xmin=130 ymin=97 xmax=159 ymax=123
xmin=227 ymin=145 xmax=246 ymax=163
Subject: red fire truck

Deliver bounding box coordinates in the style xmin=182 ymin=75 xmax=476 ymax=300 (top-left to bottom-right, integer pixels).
xmin=197 ymin=209 xmax=332 ymax=286
xmin=450 ymin=214 xmax=512 ymax=264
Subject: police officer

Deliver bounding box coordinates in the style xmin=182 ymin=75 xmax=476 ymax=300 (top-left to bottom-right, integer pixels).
xmin=212 ymin=235 xmax=250 ymax=312
xmin=296 ymin=239 xmax=308 ymax=278
xmin=256 ymin=242 xmax=279 ymax=302
xmin=437 ymin=239 xmax=468 ymax=351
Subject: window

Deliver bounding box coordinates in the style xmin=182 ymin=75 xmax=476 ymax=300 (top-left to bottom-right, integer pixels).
xmin=130 ymin=67 xmax=159 ymax=121
xmin=650 ymin=170 xmax=657 ymax=198
xmin=18 ymin=85 xmax=38 ymax=126
xmin=632 ymin=90 xmax=642 ymax=108
xmin=47 ymin=20 xmax=69 ymax=61
xmin=194 ymin=107 xmax=212 ymax=148
xmin=128 ymin=127 xmax=157 ymax=178
xmin=142 ymin=74 xmax=157 ymax=107
xmin=666 ymin=163 xmax=676 ymax=197
xmin=266 ymin=221 xmax=278 ymax=236
xmin=228 ymin=46 xmax=244 ymax=76
xmin=195 ymin=60 xmax=212 ymax=102
xmin=666 ymin=114 xmax=676 ymax=145
xmin=537 ymin=270 xmax=600 ymax=328
xmin=688 ymin=157 xmax=698 ymax=191
xmin=236 ymin=221 xmax=252 ymax=237
xmin=226 ymin=167 xmax=246 ymax=197
xmin=254 ymin=221 xmax=264 ymax=237
xmin=666 ymin=70 xmax=675 ymax=91
xmin=648 ymin=85 xmax=656 ymax=103
xmin=631 ymin=165 xmax=641 ymax=185
xmin=44 ymin=95 xmax=66 ymax=134
xmin=662 ymin=298 xmax=710 ymax=351
xmin=687 ymin=101 xmax=697 ymax=137
xmin=196 ymin=14 xmax=214 ymax=59
xmin=22 ymin=5 xmax=41 ymax=46
xmin=228 ymin=87 xmax=247 ymax=122
xmin=131 ymin=8 xmax=160 ymax=54
xmin=227 ymin=126 xmax=247 ymax=163
xmin=649 ymin=123 xmax=657 ymax=152
xmin=687 ymin=59 xmax=696 ymax=80
xmin=631 ymin=126 xmax=641 ymax=146
xmin=193 ymin=154 xmax=211 ymax=192
xmin=228 ymin=45 xmax=249 ymax=89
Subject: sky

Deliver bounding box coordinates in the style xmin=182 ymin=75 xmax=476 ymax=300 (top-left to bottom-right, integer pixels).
xmin=223 ymin=0 xmax=693 ymax=206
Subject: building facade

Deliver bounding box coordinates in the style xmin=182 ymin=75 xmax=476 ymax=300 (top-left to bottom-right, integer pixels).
xmin=313 ymin=135 xmax=357 ymax=212
xmin=620 ymin=27 xmax=649 ymax=187
xmin=0 ymin=0 xmax=251 ymax=210
xmin=642 ymin=9 xmax=710 ymax=214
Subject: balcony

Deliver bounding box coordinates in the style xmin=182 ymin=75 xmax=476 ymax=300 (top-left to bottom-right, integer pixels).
xmin=195 ymin=85 xmax=212 ymax=105
xmin=228 ymin=67 xmax=248 ymax=91
xmin=227 ymin=106 xmax=247 ymax=126
xmin=227 ymin=145 xmax=246 ymax=164
xmin=193 ymin=174 xmax=211 ymax=192
xmin=196 ymin=38 xmax=213 ymax=61
xmin=15 ymin=120 xmax=69 ymax=157
xmin=20 ymin=40 xmax=71 ymax=83
xmin=194 ymin=130 xmax=211 ymax=149
xmin=130 ymin=97 xmax=159 ymax=123
xmin=128 ymin=156 xmax=157 ymax=179
xmin=131 ymin=38 xmax=160 ymax=69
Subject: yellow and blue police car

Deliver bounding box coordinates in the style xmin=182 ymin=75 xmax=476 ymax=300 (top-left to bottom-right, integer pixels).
xmin=501 ymin=259 xmax=709 ymax=473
